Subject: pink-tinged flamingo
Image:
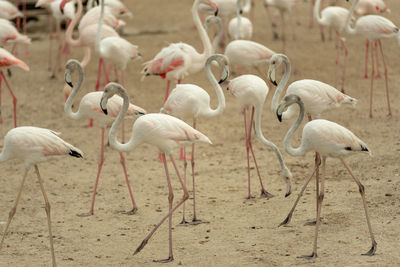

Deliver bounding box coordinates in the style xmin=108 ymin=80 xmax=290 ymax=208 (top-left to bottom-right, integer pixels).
xmin=344 ymin=0 xmax=399 ymax=118
xmin=142 ymin=0 xmax=217 ymax=161
xmin=161 ymin=54 xmax=228 ymax=225
xmin=0 ymin=126 xmax=83 ymax=267
xmin=64 ymin=59 xmax=145 ymax=216
xmin=228 ymin=0 xmax=253 ymax=40
xmin=0 ymin=47 xmax=29 ymax=128
xmin=314 ymin=0 xmax=351 ymax=93
xmin=276 ymin=94 xmax=376 ymax=258
xmin=100 ymin=82 xmax=212 ymax=262
xmin=226 ymin=74 xmax=292 ymax=199
xmin=0 ymin=1 xmax=23 ymax=20
xmin=86 ymin=0 xmax=133 ymax=18
xmin=354 ymin=0 xmax=390 ymax=79
xmin=142 ymin=0 xmax=218 ymax=103
xmin=0 ymin=19 xmax=31 ymax=45
xmin=224 ymin=39 xmax=275 ymax=75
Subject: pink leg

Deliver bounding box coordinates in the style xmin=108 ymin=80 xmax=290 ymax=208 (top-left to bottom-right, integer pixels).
xmin=378 ymin=40 xmax=391 ymax=118
xmin=22 ymin=0 xmax=28 ymax=57
xmin=77 ymin=128 xmax=106 ymax=217
xmin=159 ymin=80 xmax=172 ymax=162
xmin=133 ymin=154 xmax=189 ymax=262
xmin=281 ymin=13 xmax=286 ymax=53
xmin=53 ymin=22 xmax=62 ymax=77
xmin=243 ymin=108 xmax=254 ymax=199
xmin=368 ymin=41 xmax=375 ymax=118
xmin=119 ymin=151 xmax=138 ymax=214
xmin=248 ymin=107 xmax=273 ymax=198
xmin=102 ymin=60 xmax=111 ymax=84
xmin=340 ymin=36 xmax=348 ymax=94
xmin=363 ymin=40 xmax=369 ymax=79
xmin=374 ymin=40 xmax=381 ymax=79
xmin=1 ymin=72 xmax=17 ymax=128
xmin=95 ymin=58 xmax=104 ymax=92
xmin=48 ymin=16 xmax=54 ymax=73
xmin=334 ymin=32 xmax=340 ymax=88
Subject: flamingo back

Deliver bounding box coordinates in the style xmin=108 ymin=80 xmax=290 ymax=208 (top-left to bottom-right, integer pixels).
xmin=100 ymin=37 xmax=139 ymax=70
xmin=80 ymin=23 xmax=118 ymax=48
xmin=302 ymin=119 xmax=371 ymax=158
xmin=225 ymin=40 xmax=275 ymax=67
xmin=78 ymin=6 xmax=119 ymax=32
xmin=320 ymin=7 xmax=350 ymax=30
xmin=356 ymin=15 xmax=399 ymax=40
xmin=0 ymin=48 xmax=29 ymax=71
xmin=227 ymin=74 xmax=268 ymax=108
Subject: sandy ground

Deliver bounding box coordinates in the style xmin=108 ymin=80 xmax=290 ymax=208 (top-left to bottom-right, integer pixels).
xmin=0 ymin=0 xmax=400 ymax=266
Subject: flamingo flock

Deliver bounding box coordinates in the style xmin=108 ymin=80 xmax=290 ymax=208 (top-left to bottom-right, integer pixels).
xmin=0 ymin=0 xmax=399 ymax=265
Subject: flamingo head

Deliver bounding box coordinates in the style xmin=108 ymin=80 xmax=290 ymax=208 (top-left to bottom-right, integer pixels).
xmin=201 ymin=0 xmax=219 ymax=16
xmin=60 ymin=0 xmax=71 ymax=13
xmin=204 ymin=15 xmax=221 ymax=31
xmin=101 ymin=82 xmax=125 ymax=115
xmin=276 ymin=95 xmax=303 ymax=122
xmin=207 ymin=54 xmax=230 ymax=84
xmin=268 ymin=54 xmax=284 ymax=86
xmin=64 ymin=59 xmax=82 ymax=88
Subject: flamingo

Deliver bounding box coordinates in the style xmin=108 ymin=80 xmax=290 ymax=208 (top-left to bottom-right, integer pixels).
xmin=343 ymin=0 xmax=399 ymax=118
xmin=141 ymin=0 xmax=218 ymax=104
xmin=161 ymin=54 xmax=228 ymax=225
xmin=263 ymin=0 xmax=299 ymax=51
xmin=276 ymin=94 xmax=376 ymax=258
xmin=224 ymin=39 xmax=275 ymax=75
xmin=100 ymin=82 xmax=212 ymax=262
xmin=204 ymin=15 xmax=223 ymax=53
xmin=64 ymin=59 xmax=146 ymax=216
xmin=86 ymin=0 xmax=133 ymax=18
xmin=0 ymin=47 xmax=29 ymax=128
xmin=0 ymin=1 xmax=23 ymax=20
xmin=0 ymin=126 xmax=83 ymax=267
xmin=314 ymin=0 xmax=351 ymax=93
xmin=94 ymin=0 xmax=141 ymax=90
xmin=0 ymin=19 xmax=31 ymax=45
xmin=228 ymin=0 xmax=253 ymax=40
xmin=226 ymin=74 xmax=292 ymax=199
xmin=354 ymin=0 xmax=390 ymax=79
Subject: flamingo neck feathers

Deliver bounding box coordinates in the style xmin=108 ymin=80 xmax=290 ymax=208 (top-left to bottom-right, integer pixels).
xmin=108 ymin=87 xmax=139 ymax=152
xmin=211 ymin=17 xmax=222 ymax=53
xmin=271 ymin=55 xmax=291 ymax=114
xmin=64 ymin=63 xmax=84 ymax=120
xmin=344 ymin=0 xmax=358 ymax=35
xmin=202 ymin=56 xmax=226 ymax=117
xmin=283 ymin=97 xmax=306 ymax=157
xmin=95 ymin=0 xmax=105 ymax=54
xmin=192 ymin=0 xmax=212 ymax=64
xmin=314 ymin=0 xmax=324 ymax=25
xmin=66 ymin=0 xmax=83 ymax=47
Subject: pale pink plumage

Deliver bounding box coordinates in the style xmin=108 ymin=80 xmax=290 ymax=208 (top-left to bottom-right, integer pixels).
xmin=0 ymin=1 xmax=23 ymax=20
xmin=355 ymin=0 xmax=390 ymax=15
xmin=0 ymin=19 xmax=31 ymax=45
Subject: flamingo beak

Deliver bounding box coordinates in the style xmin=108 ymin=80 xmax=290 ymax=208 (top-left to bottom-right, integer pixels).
xmin=100 ymin=96 xmax=108 ymax=115
xmin=208 ymin=0 xmax=219 ymax=16
xmin=60 ymin=0 xmax=68 ymax=13
xmin=65 ymin=71 xmax=73 ymax=87
xmin=277 ymin=112 xmax=282 ymax=122
xmin=268 ymin=67 xmax=277 ymax=86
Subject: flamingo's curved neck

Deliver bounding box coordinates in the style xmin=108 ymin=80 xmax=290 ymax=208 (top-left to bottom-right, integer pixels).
xmin=64 ymin=63 xmax=84 ymax=120
xmin=202 ymin=56 xmax=226 ymax=117
xmin=66 ymin=0 xmax=83 ymax=47
xmin=283 ymin=98 xmax=306 ymax=157
xmin=193 ymin=0 xmax=212 ymax=61
xmin=271 ymin=55 xmax=291 ymax=114
xmin=344 ymin=0 xmax=358 ymax=35
xmin=108 ymin=87 xmax=139 ymax=152
xmin=314 ymin=0 xmax=324 ymax=25
xmin=210 ymin=17 xmax=222 ymax=53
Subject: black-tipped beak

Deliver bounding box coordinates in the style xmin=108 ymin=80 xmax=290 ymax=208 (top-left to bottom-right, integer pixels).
xmin=218 ymin=79 xmax=224 ymax=84
xmin=271 ymin=80 xmax=278 ymax=86
xmin=239 ymin=9 xmax=243 ymax=14
xmin=66 ymin=81 xmax=73 ymax=87
xmin=285 ymin=191 xmax=291 ymax=198
xmin=214 ymin=8 xmax=219 ymax=16
xmin=277 ymin=111 xmax=282 ymax=122
xmin=102 ymin=107 xmax=108 ymax=115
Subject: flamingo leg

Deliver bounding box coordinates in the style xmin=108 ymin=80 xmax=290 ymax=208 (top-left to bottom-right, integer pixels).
xmin=0 ymin=170 xmax=28 ymax=251
xmin=334 ymin=32 xmax=340 ymax=89
xmin=34 ymin=165 xmax=57 ymax=267
xmin=78 ymin=128 xmax=106 ymax=217
xmin=1 ymin=72 xmax=18 ymax=128
xmin=158 ymin=80 xmax=172 ymax=162
xmin=95 ymin=58 xmax=104 ymax=92
xmin=53 ymin=22 xmax=62 ymax=76
xmin=178 ymin=146 xmax=189 ymax=225
xmin=119 ymin=152 xmax=138 ymax=215
xmin=299 ymin=157 xmax=326 ymax=259
xmin=48 ymin=15 xmax=54 ymax=73
xmin=309 ymin=0 xmax=315 ymax=28
xmin=243 ymin=108 xmax=254 ymax=199
xmin=369 ymin=40 xmax=375 ymax=118
xmin=250 ymin=0 xmax=255 ymax=23
xmin=281 ymin=12 xmax=286 ymax=53
xmin=374 ymin=40 xmax=381 ymax=79
xmin=134 ymin=154 xmax=189 ymax=262
xmin=378 ymin=40 xmax=391 ymax=118
xmin=340 ymin=35 xmax=348 ymax=94
xmin=263 ymin=3 xmax=279 ymax=40
xmin=248 ymin=107 xmax=273 ymax=198
xmin=363 ymin=39 xmax=369 ymax=79
xmin=340 ymin=159 xmax=377 ymax=256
